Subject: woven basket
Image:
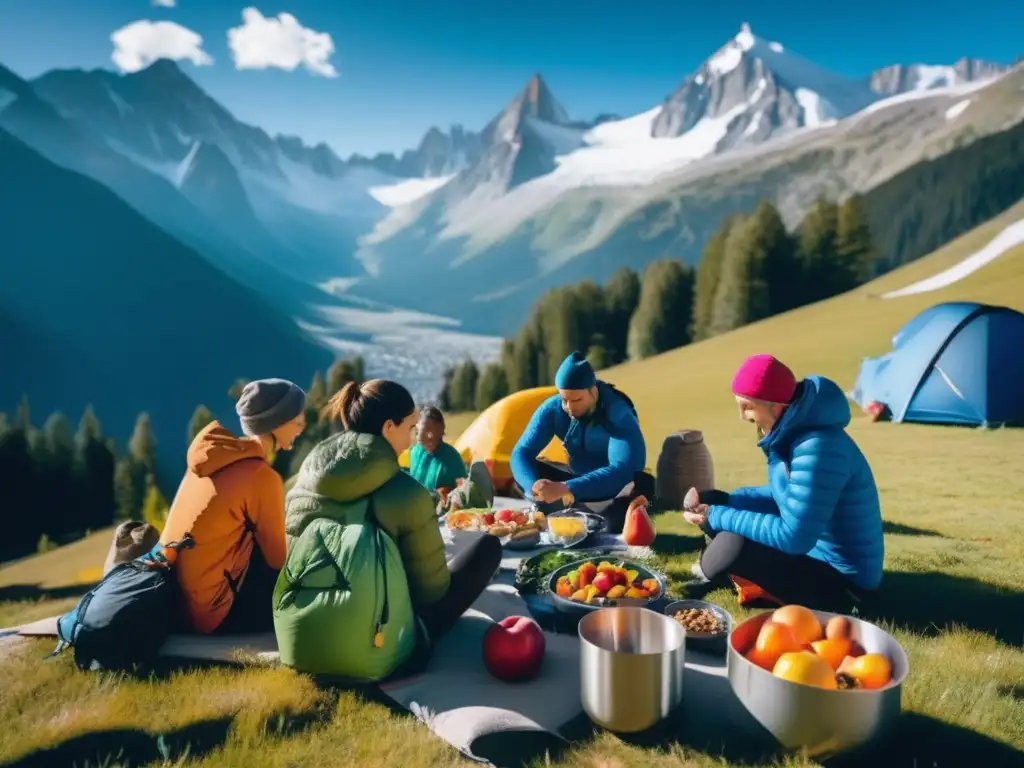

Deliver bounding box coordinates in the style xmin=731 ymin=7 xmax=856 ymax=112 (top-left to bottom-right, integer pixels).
xmin=655 ymin=430 xmax=715 ymax=511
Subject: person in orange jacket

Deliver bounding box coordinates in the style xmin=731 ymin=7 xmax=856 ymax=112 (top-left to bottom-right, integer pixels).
xmin=160 ymin=378 xmax=307 ymax=634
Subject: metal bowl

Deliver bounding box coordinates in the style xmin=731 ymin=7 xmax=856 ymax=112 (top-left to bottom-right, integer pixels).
xmin=579 ymin=607 xmax=686 ymax=733
xmin=663 ymin=599 xmax=732 ymax=654
xmin=547 ymin=556 xmax=665 ymax=620
xmin=727 ymin=609 xmax=910 ymax=758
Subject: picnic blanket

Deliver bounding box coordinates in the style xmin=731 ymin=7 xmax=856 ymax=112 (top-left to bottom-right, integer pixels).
xmin=3 ymin=496 xmax=775 ymax=766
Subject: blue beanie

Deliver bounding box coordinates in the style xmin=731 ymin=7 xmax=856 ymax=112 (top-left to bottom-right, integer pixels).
xmin=555 ymin=351 xmax=597 ymax=390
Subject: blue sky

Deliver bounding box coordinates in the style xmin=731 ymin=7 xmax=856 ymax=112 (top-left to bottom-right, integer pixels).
xmin=0 ymin=0 xmax=1020 ymax=157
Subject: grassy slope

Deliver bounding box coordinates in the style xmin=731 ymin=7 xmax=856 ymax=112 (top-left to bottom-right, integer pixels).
xmin=1 ymin=205 xmax=1023 ymax=767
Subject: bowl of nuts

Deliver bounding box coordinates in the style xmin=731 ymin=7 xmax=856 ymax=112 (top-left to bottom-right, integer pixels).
xmin=664 ymin=599 xmax=732 ymax=654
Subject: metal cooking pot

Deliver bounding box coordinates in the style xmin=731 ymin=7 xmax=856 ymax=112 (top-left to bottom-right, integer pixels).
xmin=579 ymin=607 xmax=686 ymax=733
xmin=727 ymin=609 xmax=910 ymax=757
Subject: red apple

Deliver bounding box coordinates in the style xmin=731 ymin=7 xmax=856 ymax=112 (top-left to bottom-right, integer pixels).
xmin=495 ymin=509 xmax=516 ymax=523
xmin=482 ymin=616 xmax=546 ymax=682
xmin=591 ymin=572 xmax=615 ymax=594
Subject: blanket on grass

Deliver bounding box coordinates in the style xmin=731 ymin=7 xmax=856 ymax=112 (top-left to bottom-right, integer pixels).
xmin=4 ymin=497 xmax=775 ymax=766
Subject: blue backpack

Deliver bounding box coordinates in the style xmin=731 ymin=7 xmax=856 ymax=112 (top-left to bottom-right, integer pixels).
xmin=52 ymin=534 xmax=195 ymax=673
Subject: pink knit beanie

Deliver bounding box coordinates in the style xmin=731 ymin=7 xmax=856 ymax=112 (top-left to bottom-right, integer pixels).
xmin=731 ymin=354 xmax=797 ymax=404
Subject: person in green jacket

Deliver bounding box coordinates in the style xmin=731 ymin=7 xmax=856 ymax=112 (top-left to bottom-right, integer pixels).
xmin=407 ymin=405 xmax=468 ymax=506
xmin=274 ymin=378 xmax=502 ymax=683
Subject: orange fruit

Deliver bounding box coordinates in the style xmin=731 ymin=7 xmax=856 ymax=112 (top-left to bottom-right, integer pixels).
xmin=837 ymin=653 xmax=892 ymax=689
xmin=641 ymin=578 xmax=661 ymax=596
xmin=772 ymin=605 xmax=823 ymax=645
xmin=555 ymin=577 xmax=574 ymax=598
xmin=825 ymin=616 xmax=852 ymax=640
xmin=810 ymin=638 xmax=851 ymax=670
xmin=746 ymin=647 xmax=779 ymax=670
xmin=773 ymin=651 xmax=839 ymax=689
xmin=747 ymin=621 xmax=803 ymax=670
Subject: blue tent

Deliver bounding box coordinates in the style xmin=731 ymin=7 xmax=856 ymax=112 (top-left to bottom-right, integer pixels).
xmin=850 ymin=302 xmax=1024 ymax=427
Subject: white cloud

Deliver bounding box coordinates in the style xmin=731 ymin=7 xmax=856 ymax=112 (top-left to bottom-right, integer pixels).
xmin=152 ymin=0 xmax=176 ymax=7
xmin=227 ymin=8 xmax=338 ymax=78
xmin=111 ymin=20 xmax=213 ymax=73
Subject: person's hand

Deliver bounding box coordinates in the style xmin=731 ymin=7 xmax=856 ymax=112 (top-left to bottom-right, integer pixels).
xmin=683 ymin=487 xmax=700 ymax=511
xmin=532 ymin=479 xmax=570 ymax=503
xmin=682 ymin=504 xmax=708 ymax=528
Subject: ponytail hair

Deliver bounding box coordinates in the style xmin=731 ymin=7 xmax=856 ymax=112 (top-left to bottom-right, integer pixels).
xmin=321 ymin=379 xmax=416 ymax=436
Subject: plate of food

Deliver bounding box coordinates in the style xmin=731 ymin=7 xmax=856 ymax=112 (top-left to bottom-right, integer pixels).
xmin=514 ymin=547 xmax=637 ymax=596
xmin=444 ymin=507 xmax=549 ymax=550
xmin=547 ymin=555 xmax=666 ymax=617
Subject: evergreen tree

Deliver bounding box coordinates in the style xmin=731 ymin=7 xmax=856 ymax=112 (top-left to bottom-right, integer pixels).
xmin=74 ymin=406 xmax=115 ymax=532
xmin=26 ymin=427 xmax=51 ymax=539
xmin=837 ymin=194 xmax=876 ymax=286
xmin=15 ymin=395 xmax=30 ymax=431
xmin=693 ymin=214 xmax=740 ymax=341
xmin=129 ymin=412 xmax=157 ymax=477
xmin=187 ymin=405 xmax=215 ymax=444
xmin=437 ymin=366 xmax=455 ymax=411
xmin=448 ymin=360 xmax=481 ymax=412
xmin=307 ymin=370 xmax=327 ymax=409
xmin=327 ymin=356 xmax=365 ymax=396
xmin=586 ymin=336 xmax=609 ymax=371
xmin=140 ymin=476 xmax=170 ymax=531
xmin=227 ymin=378 xmax=250 ymax=401
xmin=511 ymin=325 xmax=542 ymax=391
xmin=499 ymin=339 xmax=518 ymax=395
xmin=603 ymin=267 xmax=641 ymax=363
xmin=114 ymin=456 xmax=144 ymax=522
xmin=0 ymin=413 xmax=37 ymax=558
xmin=627 ymin=259 xmax=696 ymax=360
xmin=795 ymin=197 xmax=840 ymax=304
xmin=539 ymin=287 xmax=584 ymax=376
xmin=708 ymin=215 xmax=772 ymax=336
xmin=573 ymin=280 xmax=608 ymax=355
xmin=743 ymin=201 xmax=797 ymax=317
xmin=476 ymin=363 xmax=510 ymax=410
xmin=42 ymin=413 xmax=75 ymax=539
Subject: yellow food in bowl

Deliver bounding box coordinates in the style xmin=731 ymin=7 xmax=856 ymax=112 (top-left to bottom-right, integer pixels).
xmin=548 ymin=517 xmax=586 ymax=538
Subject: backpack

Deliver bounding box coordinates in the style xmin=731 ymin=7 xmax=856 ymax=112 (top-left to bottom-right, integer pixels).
xmin=51 ymin=534 xmax=196 ymax=673
xmin=605 ymin=382 xmax=638 ymax=418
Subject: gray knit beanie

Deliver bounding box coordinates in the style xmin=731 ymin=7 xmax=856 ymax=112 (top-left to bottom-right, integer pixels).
xmin=235 ymin=378 xmax=307 ymax=437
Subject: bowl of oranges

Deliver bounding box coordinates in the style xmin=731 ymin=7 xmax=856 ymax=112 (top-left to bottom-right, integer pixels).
xmin=727 ymin=604 xmax=909 ymax=758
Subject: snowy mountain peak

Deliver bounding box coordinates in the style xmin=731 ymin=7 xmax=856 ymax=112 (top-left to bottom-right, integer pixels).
xmin=735 ymin=22 xmax=755 ymax=49
xmin=651 ymin=26 xmax=877 ymax=152
xmin=510 ymin=73 xmax=570 ymax=126
xmin=868 ymin=57 xmax=1009 ymax=96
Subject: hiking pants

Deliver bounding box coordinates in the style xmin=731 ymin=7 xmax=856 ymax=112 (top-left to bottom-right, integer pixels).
xmin=521 ymin=460 xmax=656 ymax=534
xmin=697 ymin=519 xmax=867 ymax=612
xmin=419 ymin=533 xmax=502 ymax=640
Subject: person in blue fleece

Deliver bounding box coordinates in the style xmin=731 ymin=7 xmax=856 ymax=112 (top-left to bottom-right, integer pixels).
xmin=682 ymin=354 xmax=884 ymax=611
xmin=510 ymin=351 xmax=652 ymax=533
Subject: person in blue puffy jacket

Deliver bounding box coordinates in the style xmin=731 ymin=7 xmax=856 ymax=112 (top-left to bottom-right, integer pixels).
xmin=682 ymin=354 xmax=884 ymax=611
xmin=510 ymin=351 xmax=653 ymax=533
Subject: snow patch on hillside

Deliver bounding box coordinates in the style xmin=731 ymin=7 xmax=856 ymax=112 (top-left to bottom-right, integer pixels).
xmin=369 ymin=174 xmax=455 ymax=207
xmin=883 ymin=219 xmax=1024 ymax=298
